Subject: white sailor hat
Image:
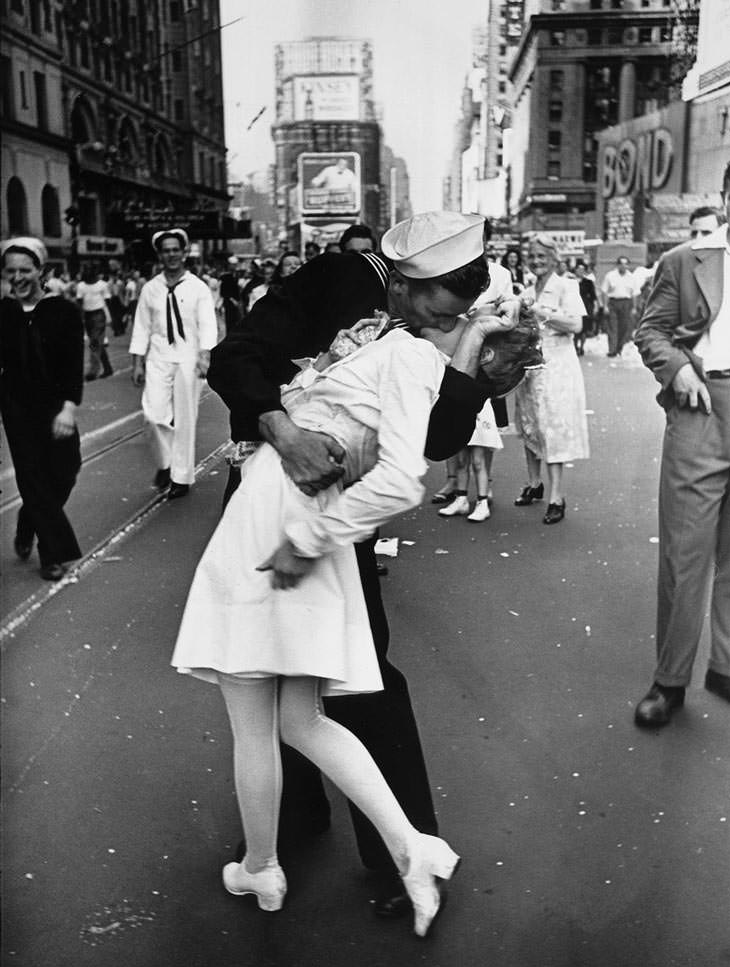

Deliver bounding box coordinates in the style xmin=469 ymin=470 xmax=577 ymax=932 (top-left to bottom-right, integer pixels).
xmin=151 ymin=228 xmax=190 ymax=251
xmin=1 ymin=236 xmax=48 ymax=267
xmin=381 ymin=211 xmax=485 ymax=279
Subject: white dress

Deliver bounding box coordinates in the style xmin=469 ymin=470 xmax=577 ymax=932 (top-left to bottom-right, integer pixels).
xmin=514 ymin=275 xmax=590 ymax=463
xmin=171 ymin=329 xmax=445 ymax=696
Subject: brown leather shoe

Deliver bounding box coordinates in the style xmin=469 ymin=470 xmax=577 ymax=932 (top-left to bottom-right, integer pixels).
xmin=634 ymin=683 xmax=685 ymax=727
xmin=705 ymin=669 xmax=730 ymax=702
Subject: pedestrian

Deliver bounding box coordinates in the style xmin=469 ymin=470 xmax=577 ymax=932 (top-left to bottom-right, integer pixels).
xmin=0 ymin=237 xmax=84 ymax=581
xmin=340 ymin=223 xmax=376 ymax=253
xmin=632 ymin=161 xmax=730 ymax=727
xmin=128 ymin=228 xmax=218 ymax=499
xmin=206 ymin=211 xmax=490 ymax=919
xmin=304 ymin=241 xmax=321 ymax=262
xmin=219 ymin=256 xmax=243 ymax=335
xmin=271 ymin=250 xmax=302 ymax=283
xmin=689 ymin=205 xmax=721 ymax=240
xmin=501 ymin=247 xmax=525 ymax=294
xmin=246 ymin=258 xmax=276 ymax=313
xmin=434 ymin=256 xmax=518 ymax=516
xmin=573 ymin=261 xmax=598 ymax=356
xmin=76 ymin=264 xmax=113 ymax=380
xmin=107 ymin=271 xmax=126 ymax=336
xmin=601 ymin=255 xmax=638 ymax=357
xmin=513 ymin=233 xmax=590 ymax=524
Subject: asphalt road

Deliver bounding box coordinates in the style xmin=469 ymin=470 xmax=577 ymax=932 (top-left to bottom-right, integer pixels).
xmin=2 ymin=336 xmax=729 ymax=967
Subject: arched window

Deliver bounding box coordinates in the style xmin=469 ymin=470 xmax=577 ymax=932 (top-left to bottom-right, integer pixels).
xmin=7 ymin=176 xmax=29 ymax=235
xmin=41 ymin=184 xmax=61 ymax=237
xmin=117 ymin=116 xmax=139 ymax=164
xmin=70 ymin=94 xmax=96 ymax=146
xmin=153 ymin=135 xmax=172 ymax=177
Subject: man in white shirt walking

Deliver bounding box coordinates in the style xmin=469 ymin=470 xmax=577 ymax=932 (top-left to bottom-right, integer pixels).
xmin=129 ymin=228 xmax=218 ymax=498
xmin=601 ymin=255 xmax=638 ymax=357
xmin=633 ymin=161 xmax=730 ymax=726
xmin=76 ymin=267 xmax=113 ymax=380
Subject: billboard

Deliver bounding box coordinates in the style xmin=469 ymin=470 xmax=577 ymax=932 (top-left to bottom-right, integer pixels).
xmin=292 ymin=75 xmax=360 ymax=121
xmin=298 ymin=152 xmax=361 ymax=216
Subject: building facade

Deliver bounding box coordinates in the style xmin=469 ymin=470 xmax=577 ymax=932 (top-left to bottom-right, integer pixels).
xmin=271 ymin=37 xmax=389 ymax=250
xmin=1 ymin=0 xmax=229 ymax=267
xmin=508 ymin=0 xmax=680 ymax=236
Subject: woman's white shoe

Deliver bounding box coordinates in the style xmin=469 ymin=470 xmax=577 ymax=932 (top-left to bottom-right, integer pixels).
xmin=401 ymin=834 xmax=460 ymax=937
xmin=467 ymin=499 xmax=491 ymax=522
xmin=438 ymin=495 xmax=470 ymax=517
xmin=222 ymin=860 xmax=287 ymax=911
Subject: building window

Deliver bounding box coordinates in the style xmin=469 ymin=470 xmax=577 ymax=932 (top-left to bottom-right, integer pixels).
xmin=550 ymin=31 xmax=565 ymax=46
xmin=33 ymin=71 xmax=48 ymax=130
xmin=547 ymin=160 xmax=561 ymax=179
xmin=7 ymin=176 xmax=29 ymax=235
xmin=660 ymin=24 xmax=672 ymax=41
xmin=199 ymin=151 xmax=205 ymax=183
xmin=172 ymin=50 xmax=182 ymax=71
xmin=611 ymin=0 xmax=624 ymax=7
xmin=19 ymin=70 xmax=28 ymax=109
xmin=551 ymin=0 xmax=565 ymax=9
xmin=549 ymin=99 xmax=563 ymax=122
xmin=607 ymin=28 xmax=624 ymax=44
xmin=639 ymin=26 xmax=653 ymax=43
xmin=590 ymin=0 xmax=602 ymax=7
xmin=498 ymin=81 xmax=506 ymax=94
xmin=174 ymin=98 xmax=184 ymax=121
xmin=588 ymin=29 xmax=602 ymax=45
xmin=11 ymin=0 xmax=25 ymax=14
xmin=548 ymin=130 xmax=561 ymax=150
xmin=80 ymin=35 xmax=89 ymax=68
xmin=550 ymin=69 xmax=564 ymax=91
xmin=30 ymin=0 xmax=41 ymax=32
xmin=170 ymin=0 xmax=181 ymax=20
xmin=1 ymin=56 xmax=14 ymax=119
xmin=41 ymin=184 xmax=61 ymax=237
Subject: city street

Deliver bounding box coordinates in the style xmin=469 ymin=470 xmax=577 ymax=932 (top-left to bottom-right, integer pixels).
xmin=2 ymin=337 xmax=729 ymax=967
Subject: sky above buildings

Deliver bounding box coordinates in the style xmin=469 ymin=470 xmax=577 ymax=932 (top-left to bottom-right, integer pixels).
xmin=220 ymin=0 xmax=488 ymax=211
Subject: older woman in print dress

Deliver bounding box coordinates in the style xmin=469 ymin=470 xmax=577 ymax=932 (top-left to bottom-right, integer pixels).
xmin=513 ymin=234 xmax=590 ymax=524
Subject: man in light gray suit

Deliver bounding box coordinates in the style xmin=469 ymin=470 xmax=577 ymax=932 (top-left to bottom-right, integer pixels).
xmin=633 ymin=160 xmax=730 ymax=727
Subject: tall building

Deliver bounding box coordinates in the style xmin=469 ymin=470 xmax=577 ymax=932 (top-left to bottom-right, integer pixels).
xmin=1 ymin=0 xmax=229 ymax=267
xmin=508 ymin=0 xmax=679 ymax=236
xmin=271 ymin=37 xmax=385 ymax=250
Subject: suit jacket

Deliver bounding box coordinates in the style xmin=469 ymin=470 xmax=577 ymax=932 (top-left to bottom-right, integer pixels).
xmin=635 ymin=227 xmax=725 ymax=408
xmin=207 ymin=251 xmax=488 ymax=460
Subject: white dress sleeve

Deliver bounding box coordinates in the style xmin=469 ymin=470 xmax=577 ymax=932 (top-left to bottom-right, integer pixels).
xmin=560 ymin=277 xmax=587 ymax=319
xmin=285 ymin=338 xmax=445 ymax=557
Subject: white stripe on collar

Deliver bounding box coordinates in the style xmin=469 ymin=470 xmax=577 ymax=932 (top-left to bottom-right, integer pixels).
xmin=361 ymin=252 xmax=390 ymax=293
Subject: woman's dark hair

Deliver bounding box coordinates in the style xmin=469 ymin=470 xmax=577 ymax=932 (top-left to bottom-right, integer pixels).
xmin=272 ymin=250 xmax=300 ymax=284
xmin=500 ymin=248 xmax=522 ymax=269
xmin=406 ymin=256 xmax=490 ymax=301
xmin=339 ymin=223 xmax=375 ymax=251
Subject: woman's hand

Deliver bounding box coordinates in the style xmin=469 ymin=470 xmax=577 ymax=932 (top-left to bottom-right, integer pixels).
xmin=256 ymin=539 xmax=316 ymax=589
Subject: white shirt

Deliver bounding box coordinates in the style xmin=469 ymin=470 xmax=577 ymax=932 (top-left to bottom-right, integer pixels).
xmin=129 ymin=271 xmax=218 ymax=362
xmin=281 ymin=329 xmax=445 ymax=558
xmin=45 ymin=276 xmax=68 ymax=296
xmin=76 ymin=279 xmax=111 ymax=311
xmin=692 ymin=225 xmax=730 ymax=371
xmin=601 ymin=268 xmax=637 ymax=300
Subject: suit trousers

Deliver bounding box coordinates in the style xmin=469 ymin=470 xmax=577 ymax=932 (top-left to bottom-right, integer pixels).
xmin=83 ymin=309 xmax=108 ymax=378
xmin=222 ymin=465 xmax=438 ymax=874
xmin=655 ymin=378 xmax=730 ymax=686
xmin=3 ymin=398 xmax=82 ymax=567
xmin=606 ymin=298 xmax=633 ymax=355
xmin=142 ymin=355 xmax=202 ymax=485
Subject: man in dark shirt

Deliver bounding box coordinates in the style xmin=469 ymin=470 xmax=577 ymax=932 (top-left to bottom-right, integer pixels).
xmin=207 ymin=211 xmax=490 ymax=915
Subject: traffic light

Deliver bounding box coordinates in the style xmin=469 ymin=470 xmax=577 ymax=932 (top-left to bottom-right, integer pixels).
xmin=64 ymin=205 xmax=80 ymax=226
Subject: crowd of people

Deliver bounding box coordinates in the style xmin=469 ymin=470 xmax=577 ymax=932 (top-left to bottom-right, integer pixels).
xmin=2 ymin=179 xmax=728 ymax=940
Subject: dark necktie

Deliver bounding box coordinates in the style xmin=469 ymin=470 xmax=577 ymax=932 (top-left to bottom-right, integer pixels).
xmin=166 ymin=280 xmax=186 ymax=344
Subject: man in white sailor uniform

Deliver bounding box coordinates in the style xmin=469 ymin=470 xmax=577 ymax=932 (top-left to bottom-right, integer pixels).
xmin=129 ymin=228 xmax=218 ymax=498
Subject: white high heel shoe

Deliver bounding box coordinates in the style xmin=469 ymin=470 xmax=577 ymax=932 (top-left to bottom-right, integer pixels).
xmin=401 ymin=834 xmax=461 ymax=937
xmin=222 ymin=860 xmax=287 ymax=911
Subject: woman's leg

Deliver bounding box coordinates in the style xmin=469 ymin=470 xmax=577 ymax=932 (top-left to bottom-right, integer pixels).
xmin=218 ymin=674 xmax=282 ymax=872
xmin=546 ymin=462 xmax=564 ymax=504
xmin=470 ymin=447 xmax=490 ymax=500
xmin=525 ymin=446 xmax=542 ymax=488
xmin=279 ymin=676 xmax=413 ymax=869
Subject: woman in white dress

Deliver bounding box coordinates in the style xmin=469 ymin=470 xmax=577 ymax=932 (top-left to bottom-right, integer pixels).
xmin=513 ymin=234 xmax=590 ymax=524
xmin=171 ymin=315 xmax=494 ymax=936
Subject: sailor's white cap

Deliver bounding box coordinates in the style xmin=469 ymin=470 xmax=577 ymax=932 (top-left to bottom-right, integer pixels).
xmin=381 ymin=211 xmax=485 ymax=279
xmin=151 ymin=228 xmax=189 ymax=251
xmin=1 ymin=236 xmax=48 ymax=267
